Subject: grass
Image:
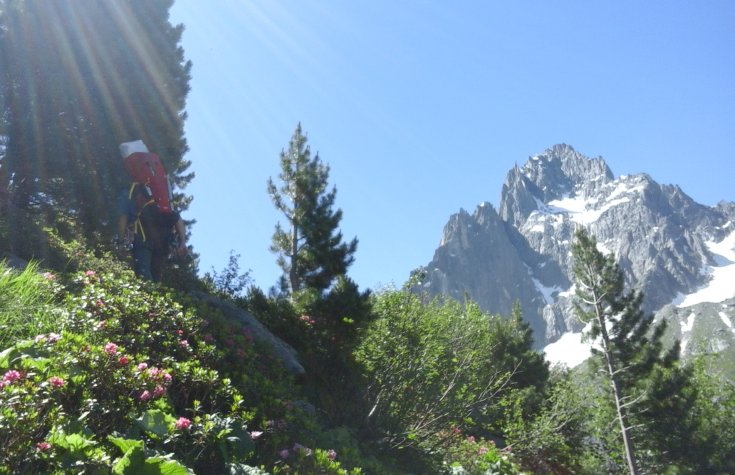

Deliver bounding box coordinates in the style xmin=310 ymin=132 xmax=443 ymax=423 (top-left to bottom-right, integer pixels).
xmin=0 ymin=261 xmax=60 ymax=349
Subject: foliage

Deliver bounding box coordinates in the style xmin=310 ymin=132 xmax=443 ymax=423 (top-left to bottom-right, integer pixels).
xmin=267 ymin=123 xmax=357 ymax=294
xmin=354 ymin=289 xmax=547 ymax=471
xmin=0 ymin=261 xmax=62 ymax=349
xmin=442 ymin=432 xmax=521 ymax=475
xmin=684 ymin=355 xmax=735 ymax=474
xmin=0 ymin=0 xmax=192 ymax=259
xmin=501 ymin=368 xmax=587 ymax=474
xmin=0 ymin=268 xmax=260 ymax=472
xmin=571 ymin=228 xmax=701 ymax=474
xmin=202 ymin=250 xmax=253 ymax=300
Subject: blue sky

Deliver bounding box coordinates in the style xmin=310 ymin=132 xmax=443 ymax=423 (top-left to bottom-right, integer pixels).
xmin=170 ymin=1 xmax=735 ymax=291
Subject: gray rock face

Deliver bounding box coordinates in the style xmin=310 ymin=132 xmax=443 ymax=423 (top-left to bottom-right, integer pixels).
xmin=419 ymin=144 xmax=735 ymax=350
xmin=191 ymin=291 xmax=305 ymax=375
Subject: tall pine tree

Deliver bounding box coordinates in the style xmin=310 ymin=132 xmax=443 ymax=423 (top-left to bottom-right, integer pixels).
xmin=571 ymin=228 xmax=698 ymax=473
xmin=268 ymin=123 xmax=357 ymax=294
xmin=0 ymin=0 xmax=192 ymax=259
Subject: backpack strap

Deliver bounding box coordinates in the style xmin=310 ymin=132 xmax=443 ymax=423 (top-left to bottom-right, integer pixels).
xmin=128 ymin=182 xmax=156 ymax=242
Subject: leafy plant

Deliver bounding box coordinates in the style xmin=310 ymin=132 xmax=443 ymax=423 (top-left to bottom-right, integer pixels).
xmin=354 ymin=289 xmax=546 ymax=471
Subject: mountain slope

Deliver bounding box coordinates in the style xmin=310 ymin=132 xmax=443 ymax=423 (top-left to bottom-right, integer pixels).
xmin=418 ymin=144 xmax=735 ymax=362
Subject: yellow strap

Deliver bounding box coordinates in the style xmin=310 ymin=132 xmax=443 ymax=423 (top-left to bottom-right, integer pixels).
xmin=128 ymin=182 xmax=155 ymax=242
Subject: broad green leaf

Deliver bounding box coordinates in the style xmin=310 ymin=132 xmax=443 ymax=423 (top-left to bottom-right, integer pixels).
xmin=136 ymin=409 xmax=173 ymax=437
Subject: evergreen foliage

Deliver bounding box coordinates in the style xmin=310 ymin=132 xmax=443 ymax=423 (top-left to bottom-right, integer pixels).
xmin=268 ymin=123 xmax=357 ymax=294
xmin=0 ymin=0 xmax=192 ymax=260
xmin=571 ymin=228 xmax=700 ymax=473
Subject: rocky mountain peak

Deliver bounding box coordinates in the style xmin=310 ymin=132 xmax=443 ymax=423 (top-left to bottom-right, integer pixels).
xmin=420 ymin=145 xmax=735 ymax=360
xmin=499 ymin=144 xmax=614 ymax=228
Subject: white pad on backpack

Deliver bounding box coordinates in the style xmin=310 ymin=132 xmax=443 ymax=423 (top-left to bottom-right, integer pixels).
xmin=119 ymin=140 xmax=149 ymax=159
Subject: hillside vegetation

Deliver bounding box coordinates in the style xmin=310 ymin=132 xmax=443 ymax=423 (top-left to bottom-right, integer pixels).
xmin=1 ymin=238 xmax=734 ymax=474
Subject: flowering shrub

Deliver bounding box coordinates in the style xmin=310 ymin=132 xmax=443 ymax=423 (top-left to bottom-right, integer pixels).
xmin=271 ymin=442 xmax=362 ymax=475
xmin=443 ymin=433 xmax=522 ymax=475
xmin=0 ymin=269 xmax=259 ymax=472
xmin=0 ymin=261 xmax=380 ymax=473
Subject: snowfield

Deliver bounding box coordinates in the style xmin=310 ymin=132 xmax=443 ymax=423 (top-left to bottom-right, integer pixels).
xmin=673 ymin=230 xmax=735 ymax=307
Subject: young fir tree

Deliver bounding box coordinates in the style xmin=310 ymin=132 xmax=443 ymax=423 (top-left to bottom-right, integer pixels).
xmin=0 ymin=0 xmax=192 ymax=258
xmin=268 ymin=123 xmax=357 ymax=294
xmin=571 ymin=228 xmax=698 ymax=474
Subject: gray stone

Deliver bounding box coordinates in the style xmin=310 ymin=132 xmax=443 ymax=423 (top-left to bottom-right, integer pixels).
xmin=191 ymin=291 xmax=305 ymax=375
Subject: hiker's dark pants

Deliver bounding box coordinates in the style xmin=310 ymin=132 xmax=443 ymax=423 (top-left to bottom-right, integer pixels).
xmin=132 ymin=244 xmax=167 ymax=282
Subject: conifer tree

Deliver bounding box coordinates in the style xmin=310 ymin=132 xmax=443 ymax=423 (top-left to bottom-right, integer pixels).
xmin=0 ymin=0 xmax=192 ymax=257
xmin=267 ymin=124 xmax=357 ymax=294
xmin=571 ymin=228 xmax=696 ymax=474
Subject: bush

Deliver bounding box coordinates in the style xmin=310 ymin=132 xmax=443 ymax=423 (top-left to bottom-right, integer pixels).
xmin=0 ymin=268 xmax=258 ymax=472
xmin=354 ymin=290 xmax=544 ymax=471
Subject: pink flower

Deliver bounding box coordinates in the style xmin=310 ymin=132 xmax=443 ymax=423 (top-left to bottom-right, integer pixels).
xmin=162 ymin=372 xmax=172 ymax=383
xmin=85 ymin=270 xmax=96 ymax=277
xmin=139 ymin=390 xmax=152 ymax=401
xmin=478 ymin=446 xmax=489 ymax=455
xmin=137 ymin=362 xmax=148 ymax=372
xmin=42 ymin=272 xmax=56 ymax=281
xmin=203 ymin=334 xmax=214 ymax=343
xmin=104 ymin=342 xmax=118 ymax=355
xmin=48 ymin=376 xmax=66 ymax=388
xmin=36 ymin=441 xmax=52 ymax=451
xmin=118 ymin=355 xmax=130 ymax=365
xmin=278 ymin=449 xmax=290 ymax=460
xmin=3 ymin=370 xmax=21 ymax=383
xmin=153 ymin=385 xmax=166 ymax=398
xmin=175 ymin=417 xmax=191 ymax=430
xmin=299 ymin=315 xmax=316 ymax=325
xmin=47 ymin=333 xmax=61 ymax=343
xmin=249 ymin=430 xmax=263 ymax=440
xmin=147 ymin=367 xmax=161 ymax=378
xmin=179 ymin=340 xmax=189 ymax=349
xmin=96 ymin=320 xmax=107 ymax=330
xmin=327 ymin=449 xmax=337 ymax=461
xmin=176 ymin=329 xmax=184 ymax=336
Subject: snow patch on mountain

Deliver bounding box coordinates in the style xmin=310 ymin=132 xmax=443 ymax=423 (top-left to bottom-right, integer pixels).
xmin=546 ymin=177 xmax=643 ymax=225
xmin=532 ymin=277 xmax=561 ymax=304
xmin=674 ymin=230 xmax=735 ymax=307
xmin=719 ymin=312 xmax=734 ymax=333
xmin=543 ymin=331 xmax=589 ymax=368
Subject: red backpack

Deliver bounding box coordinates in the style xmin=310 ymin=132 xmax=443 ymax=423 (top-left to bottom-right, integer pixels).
xmin=120 ymin=140 xmax=172 ymax=214
xmin=120 ymin=141 xmax=179 ymax=249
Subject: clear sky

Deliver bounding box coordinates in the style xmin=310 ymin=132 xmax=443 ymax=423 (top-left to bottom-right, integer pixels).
xmin=169 ymin=1 xmax=735 ymax=292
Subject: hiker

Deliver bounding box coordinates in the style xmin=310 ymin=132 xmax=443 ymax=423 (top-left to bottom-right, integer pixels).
xmin=116 ymin=140 xmax=187 ymax=282
xmin=117 ymin=186 xmax=187 ymax=282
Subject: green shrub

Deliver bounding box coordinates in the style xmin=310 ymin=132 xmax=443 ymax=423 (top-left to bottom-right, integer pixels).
xmin=354 ymin=290 xmax=546 ymax=471
xmin=0 ymin=269 xmax=257 ymax=473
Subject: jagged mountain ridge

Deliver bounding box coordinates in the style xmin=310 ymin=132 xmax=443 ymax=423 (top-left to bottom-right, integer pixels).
xmin=419 ymin=144 xmax=735 ymax=355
